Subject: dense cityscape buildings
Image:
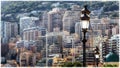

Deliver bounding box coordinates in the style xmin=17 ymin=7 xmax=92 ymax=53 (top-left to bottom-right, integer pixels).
xmin=48 ymin=8 xmax=65 ymax=32
xmin=63 ymin=5 xmax=81 ymax=33
xmin=1 ymin=21 xmax=18 ymax=44
xmin=20 ymin=17 xmax=40 ymax=36
xmin=1 ymin=1 xmax=119 ymax=67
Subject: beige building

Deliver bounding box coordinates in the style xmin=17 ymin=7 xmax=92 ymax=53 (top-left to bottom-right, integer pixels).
xmin=112 ymin=26 xmax=119 ymax=35
xmin=19 ymin=51 xmax=36 ymax=66
xmin=23 ymin=27 xmax=46 ymax=41
xmin=63 ymin=5 xmax=81 ymax=33
xmin=62 ymin=10 xmax=81 ymax=33
xmin=48 ymin=8 xmax=65 ymax=32
xmin=42 ymin=11 xmax=48 ymax=28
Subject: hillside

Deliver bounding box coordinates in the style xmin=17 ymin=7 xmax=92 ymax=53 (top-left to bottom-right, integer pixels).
xmin=1 ymin=1 xmax=119 ymax=14
xmin=1 ymin=1 xmax=119 ymax=22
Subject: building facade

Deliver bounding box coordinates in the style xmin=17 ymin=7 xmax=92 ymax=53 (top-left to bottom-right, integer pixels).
xmin=23 ymin=27 xmax=46 ymax=41
xmin=48 ymin=8 xmax=64 ymax=32
xmin=20 ymin=17 xmax=39 ymax=36
xmin=1 ymin=21 xmax=18 ymax=44
xmin=42 ymin=11 xmax=48 ymax=28
xmin=75 ymin=22 xmax=82 ymax=40
xmin=109 ymin=34 xmax=120 ymax=55
xmin=62 ymin=10 xmax=81 ymax=33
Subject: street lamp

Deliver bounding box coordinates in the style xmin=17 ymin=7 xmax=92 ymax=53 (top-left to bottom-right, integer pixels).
xmin=95 ymin=53 xmax=99 ymax=67
xmin=80 ymin=5 xmax=90 ymax=67
xmin=94 ymin=46 xmax=100 ymax=67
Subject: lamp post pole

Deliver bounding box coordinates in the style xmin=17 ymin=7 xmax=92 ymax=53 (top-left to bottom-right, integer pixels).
xmin=82 ymin=29 xmax=87 ymax=66
xmin=80 ymin=5 xmax=90 ymax=67
xmin=94 ymin=46 xmax=99 ymax=67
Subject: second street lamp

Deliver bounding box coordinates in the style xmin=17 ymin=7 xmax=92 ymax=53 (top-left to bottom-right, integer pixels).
xmin=95 ymin=53 xmax=99 ymax=67
xmin=80 ymin=5 xmax=90 ymax=67
xmin=94 ymin=46 xmax=100 ymax=67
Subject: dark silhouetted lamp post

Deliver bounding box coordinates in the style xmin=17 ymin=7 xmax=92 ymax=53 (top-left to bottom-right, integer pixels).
xmin=80 ymin=5 xmax=90 ymax=67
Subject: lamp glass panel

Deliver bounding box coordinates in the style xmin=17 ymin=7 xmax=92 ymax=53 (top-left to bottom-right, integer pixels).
xmin=81 ymin=20 xmax=89 ymax=29
xmin=95 ymin=54 xmax=99 ymax=58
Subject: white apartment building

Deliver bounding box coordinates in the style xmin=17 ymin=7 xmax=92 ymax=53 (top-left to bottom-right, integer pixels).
xmin=20 ymin=17 xmax=39 ymax=36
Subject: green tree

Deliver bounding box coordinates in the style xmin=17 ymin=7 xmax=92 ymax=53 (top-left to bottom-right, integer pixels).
xmin=110 ymin=12 xmax=119 ymax=18
xmin=73 ymin=62 xmax=82 ymax=67
xmin=61 ymin=62 xmax=73 ymax=67
xmin=104 ymin=64 xmax=118 ymax=67
xmin=61 ymin=62 xmax=82 ymax=67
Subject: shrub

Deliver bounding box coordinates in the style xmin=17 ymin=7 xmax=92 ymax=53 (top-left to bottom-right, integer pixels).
xmin=104 ymin=64 xmax=118 ymax=67
xmin=61 ymin=62 xmax=82 ymax=67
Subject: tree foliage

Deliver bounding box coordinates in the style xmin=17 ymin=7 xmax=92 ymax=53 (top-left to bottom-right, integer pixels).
xmin=104 ymin=64 xmax=118 ymax=67
xmin=1 ymin=1 xmax=119 ymax=14
xmin=1 ymin=1 xmax=119 ymax=22
xmin=110 ymin=12 xmax=119 ymax=18
xmin=61 ymin=62 xmax=82 ymax=67
xmin=1 ymin=1 xmax=52 ymax=14
xmin=103 ymin=4 xmax=119 ymax=12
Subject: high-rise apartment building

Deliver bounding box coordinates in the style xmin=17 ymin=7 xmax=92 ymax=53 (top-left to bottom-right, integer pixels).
xmin=90 ymin=18 xmax=109 ymax=36
xmin=63 ymin=10 xmax=81 ymax=33
xmin=42 ymin=11 xmax=48 ymax=28
xmin=109 ymin=34 xmax=120 ymax=55
xmin=100 ymin=34 xmax=119 ymax=62
xmin=101 ymin=41 xmax=110 ymax=61
xmin=1 ymin=21 xmax=18 ymax=43
xmin=48 ymin=8 xmax=65 ymax=32
xmin=20 ymin=17 xmax=39 ymax=36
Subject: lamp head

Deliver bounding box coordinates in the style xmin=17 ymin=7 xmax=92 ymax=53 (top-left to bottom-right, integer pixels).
xmin=81 ymin=5 xmax=91 ymax=14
